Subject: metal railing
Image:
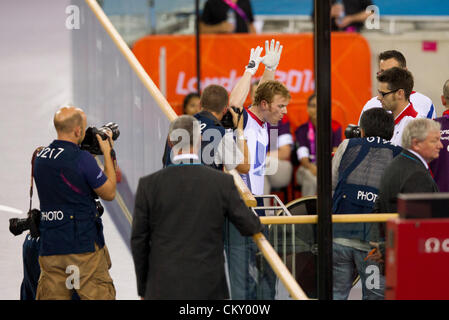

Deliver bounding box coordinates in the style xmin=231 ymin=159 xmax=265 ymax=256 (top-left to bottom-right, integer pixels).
xmin=84 ymin=0 xmax=308 ymax=300
xmin=83 ymin=0 xmax=401 ymax=300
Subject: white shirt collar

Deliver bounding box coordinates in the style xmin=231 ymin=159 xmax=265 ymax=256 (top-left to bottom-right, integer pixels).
xmin=172 ymin=153 xmax=199 ymax=161
xmin=407 ymin=149 xmax=429 ymax=169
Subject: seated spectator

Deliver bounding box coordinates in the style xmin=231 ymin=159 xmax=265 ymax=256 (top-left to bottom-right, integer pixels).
xmin=313 ymin=0 xmax=374 ymax=32
xmin=182 ymin=92 xmax=201 ymax=116
xmin=429 ymin=79 xmax=449 ymax=192
xmin=200 ymin=0 xmax=255 ymax=34
xmin=331 ymin=108 xmax=402 ymax=300
xmin=295 ymin=93 xmax=342 ymax=196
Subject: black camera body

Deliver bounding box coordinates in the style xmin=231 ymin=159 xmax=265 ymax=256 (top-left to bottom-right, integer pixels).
xmin=9 ymin=209 xmax=41 ymax=238
xmin=345 ymin=124 xmax=361 ymax=139
xmin=80 ymin=122 xmax=120 ymax=155
xmin=221 ymin=107 xmax=243 ymax=129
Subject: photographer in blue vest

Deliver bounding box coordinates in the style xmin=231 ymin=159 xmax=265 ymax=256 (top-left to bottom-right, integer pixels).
xmin=331 ymin=108 xmax=402 ymax=300
xmin=33 ymin=106 xmax=117 ymax=300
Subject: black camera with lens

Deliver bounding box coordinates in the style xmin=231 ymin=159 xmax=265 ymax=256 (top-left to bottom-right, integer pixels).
xmin=9 ymin=209 xmax=41 ymax=238
xmin=95 ymin=199 xmax=104 ymax=217
xmin=345 ymin=124 xmax=361 ymax=139
xmin=221 ymin=107 xmax=243 ymax=129
xmin=81 ymin=122 xmax=120 ymax=155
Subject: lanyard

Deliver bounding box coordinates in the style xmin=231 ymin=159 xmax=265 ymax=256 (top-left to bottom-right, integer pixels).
xmin=307 ymin=121 xmax=316 ymax=162
xmin=29 ymin=147 xmax=44 ymax=212
xmin=222 ymin=0 xmax=249 ymax=22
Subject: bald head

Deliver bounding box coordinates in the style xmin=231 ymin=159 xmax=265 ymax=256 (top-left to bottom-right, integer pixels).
xmin=54 ymin=106 xmax=87 ymax=144
xmin=54 ymin=106 xmax=85 ymax=133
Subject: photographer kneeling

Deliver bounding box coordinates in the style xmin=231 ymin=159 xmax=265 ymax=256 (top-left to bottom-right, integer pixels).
xmin=331 ymin=108 xmax=402 ymax=300
xmin=32 ymin=106 xmax=117 ymax=300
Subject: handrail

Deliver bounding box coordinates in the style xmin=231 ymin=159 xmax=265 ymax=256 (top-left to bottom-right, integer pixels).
xmin=260 ymin=213 xmax=399 ymax=225
xmin=84 ymin=0 xmax=256 ymax=207
xmin=226 ymin=169 xmax=257 ymax=207
xmin=252 ymin=233 xmax=309 ymax=300
xmin=85 ymin=0 xmax=305 ymax=301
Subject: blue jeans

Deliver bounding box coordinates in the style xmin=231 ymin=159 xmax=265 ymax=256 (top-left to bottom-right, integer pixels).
xmin=224 ymin=221 xmax=276 ymax=300
xmin=333 ymin=242 xmax=385 ymax=300
xmin=20 ymin=235 xmax=41 ymax=300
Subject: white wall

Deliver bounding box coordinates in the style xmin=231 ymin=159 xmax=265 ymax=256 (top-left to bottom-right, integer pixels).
xmin=0 ymin=0 xmax=72 ymax=300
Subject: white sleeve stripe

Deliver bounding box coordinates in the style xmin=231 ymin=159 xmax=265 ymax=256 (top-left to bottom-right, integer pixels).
xmin=297 ymin=146 xmax=310 ymax=160
xmin=278 ymin=134 xmax=293 ymax=147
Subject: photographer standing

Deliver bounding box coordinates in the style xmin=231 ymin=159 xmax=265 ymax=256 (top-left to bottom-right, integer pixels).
xmin=33 ymin=106 xmax=116 ymax=300
xmin=331 ymin=108 xmax=402 ymax=300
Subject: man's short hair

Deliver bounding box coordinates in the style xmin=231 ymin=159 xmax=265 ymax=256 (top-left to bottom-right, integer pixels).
xmin=254 ymin=80 xmax=291 ymax=106
xmin=168 ymin=115 xmax=201 ymax=151
xmin=378 ymin=50 xmax=407 ymax=68
xmin=360 ymin=108 xmax=395 ymax=140
xmin=200 ymin=85 xmax=229 ymax=114
xmin=401 ymin=118 xmax=441 ymax=149
xmin=443 ymin=79 xmax=449 ymax=101
xmin=377 ymin=67 xmax=414 ymax=101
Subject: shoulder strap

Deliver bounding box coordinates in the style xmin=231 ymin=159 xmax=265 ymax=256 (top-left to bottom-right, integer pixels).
xmin=29 ymin=147 xmax=44 ymax=212
xmin=222 ymin=0 xmax=249 ymax=22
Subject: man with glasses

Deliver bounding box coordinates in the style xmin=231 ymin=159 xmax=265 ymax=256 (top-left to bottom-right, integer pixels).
xmin=359 ymin=50 xmax=435 ymax=123
xmin=376 ymin=67 xmax=418 ymax=146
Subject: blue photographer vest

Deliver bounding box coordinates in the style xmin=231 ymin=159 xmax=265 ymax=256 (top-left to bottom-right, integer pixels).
xmin=332 ymin=137 xmax=402 ymax=241
xmin=33 ymin=140 xmax=105 ymax=256
xmin=163 ymin=111 xmax=226 ymax=171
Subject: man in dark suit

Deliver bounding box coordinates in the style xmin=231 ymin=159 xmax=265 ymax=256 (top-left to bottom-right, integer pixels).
xmin=369 ymin=118 xmax=442 ymax=268
xmin=131 ymin=115 xmax=264 ymax=300
xmin=374 ymin=118 xmax=442 ymax=214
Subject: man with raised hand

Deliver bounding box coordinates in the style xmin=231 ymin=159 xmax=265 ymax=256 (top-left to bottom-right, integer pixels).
xmin=162 ymin=46 xmax=266 ymax=174
xmin=226 ymin=39 xmax=291 ymax=300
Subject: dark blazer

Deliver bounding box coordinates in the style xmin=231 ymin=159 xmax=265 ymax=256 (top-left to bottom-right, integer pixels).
xmin=131 ymin=162 xmax=263 ymax=300
xmin=374 ymin=149 xmax=439 ymax=214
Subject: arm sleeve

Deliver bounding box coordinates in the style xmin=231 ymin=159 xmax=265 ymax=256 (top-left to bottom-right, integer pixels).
xmin=79 ymin=151 xmax=107 ymax=189
xmin=295 ymin=126 xmax=311 ymax=160
xmin=278 ymin=133 xmax=293 ymax=148
xmin=332 ymin=126 xmax=343 ymax=148
xmin=332 ymin=139 xmax=349 ymax=192
xmin=131 ymin=178 xmax=152 ymax=297
xmin=224 ymin=175 xmax=263 ymax=236
xmin=216 ymin=132 xmax=244 ymax=171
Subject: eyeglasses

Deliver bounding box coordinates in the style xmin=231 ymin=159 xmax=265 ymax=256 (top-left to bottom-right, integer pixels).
xmin=378 ymin=88 xmax=400 ymax=98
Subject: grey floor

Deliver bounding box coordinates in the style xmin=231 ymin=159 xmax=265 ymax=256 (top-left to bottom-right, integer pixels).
xmin=0 ymin=0 xmax=138 ymax=300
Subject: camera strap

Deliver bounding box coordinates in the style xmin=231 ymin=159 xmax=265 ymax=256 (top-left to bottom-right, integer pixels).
xmin=29 ymin=147 xmax=44 ymax=212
